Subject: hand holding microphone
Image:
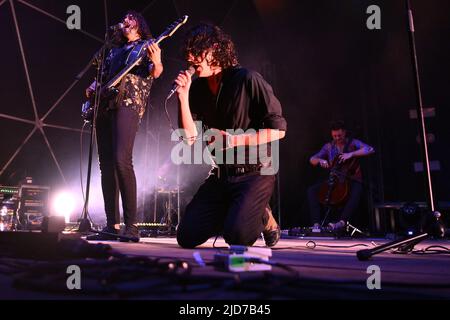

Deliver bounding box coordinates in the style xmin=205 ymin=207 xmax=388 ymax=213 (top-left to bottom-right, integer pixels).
xmin=167 ymin=66 xmax=196 ymax=99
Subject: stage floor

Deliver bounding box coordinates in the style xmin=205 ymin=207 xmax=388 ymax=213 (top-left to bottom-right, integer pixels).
xmin=99 ymin=236 xmax=450 ymax=299
xmin=1 ymin=235 xmax=449 ymax=300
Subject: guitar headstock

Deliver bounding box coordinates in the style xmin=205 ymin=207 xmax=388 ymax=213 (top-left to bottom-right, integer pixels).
xmin=155 ymin=15 xmax=189 ymax=44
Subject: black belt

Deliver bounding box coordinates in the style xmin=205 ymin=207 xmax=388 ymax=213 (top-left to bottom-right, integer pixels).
xmin=212 ymin=164 xmax=262 ymax=178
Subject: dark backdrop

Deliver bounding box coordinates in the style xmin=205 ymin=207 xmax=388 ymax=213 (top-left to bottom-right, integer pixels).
xmin=1 ymin=0 xmax=449 ymax=229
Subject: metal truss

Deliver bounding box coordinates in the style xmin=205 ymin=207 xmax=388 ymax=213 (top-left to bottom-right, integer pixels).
xmin=0 ymin=0 xmax=104 ymax=184
xmin=0 ymin=0 xmax=240 ymax=189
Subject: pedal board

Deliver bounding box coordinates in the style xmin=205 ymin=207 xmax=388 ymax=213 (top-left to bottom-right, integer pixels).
xmin=288 ymin=227 xmax=338 ymax=238
xmin=214 ymin=246 xmax=272 ymax=272
xmin=288 ymin=224 xmax=367 ymax=238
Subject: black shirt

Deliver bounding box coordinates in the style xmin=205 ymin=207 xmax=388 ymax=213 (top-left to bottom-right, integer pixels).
xmin=189 ymin=66 xmax=287 ymax=165
xmin=189 ymin=66 xmax=286 ymax=131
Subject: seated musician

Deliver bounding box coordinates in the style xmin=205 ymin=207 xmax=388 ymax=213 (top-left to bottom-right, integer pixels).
xmin=307 ymin=121 xmax=374 ymax=231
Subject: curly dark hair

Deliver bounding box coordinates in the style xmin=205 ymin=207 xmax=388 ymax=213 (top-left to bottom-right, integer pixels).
xmin=183 ymin=23 xmax=238 ymax=69
xmin=330 ymin=120 xmax=347 ymax=131
xmin=111 ymin=10 xmax=152 ymax=46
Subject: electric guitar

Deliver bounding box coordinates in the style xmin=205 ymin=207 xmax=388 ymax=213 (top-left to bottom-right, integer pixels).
xmin=81 ymin=15 xmax=189 ymax=122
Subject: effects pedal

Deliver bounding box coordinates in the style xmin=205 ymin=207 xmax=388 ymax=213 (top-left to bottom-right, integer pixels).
xmin=214 ymin=245 xmax=272 ymax=272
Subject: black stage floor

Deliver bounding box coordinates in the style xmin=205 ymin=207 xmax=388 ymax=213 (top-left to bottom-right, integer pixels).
xmin=1 ymin=235 xmax=449 ymax=300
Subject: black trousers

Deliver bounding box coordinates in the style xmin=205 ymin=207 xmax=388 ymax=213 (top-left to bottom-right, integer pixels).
xmin=177 ymin=171 xmax=276 ymax=248
xmin=96 ymin=107 xmax=139 ymax=226
xmin=307 ymin=180 xmax=363 ymax=225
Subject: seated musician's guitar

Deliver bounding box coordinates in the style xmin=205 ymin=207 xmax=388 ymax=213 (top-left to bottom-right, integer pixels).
xmin=81 ymin=15 xmax=189 ymax=122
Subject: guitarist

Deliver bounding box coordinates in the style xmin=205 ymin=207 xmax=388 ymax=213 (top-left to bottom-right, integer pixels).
xmin=86 ymin=11 xmax=163 ymax=241
xmin=307 ymin=121 xmax=374 ymax=232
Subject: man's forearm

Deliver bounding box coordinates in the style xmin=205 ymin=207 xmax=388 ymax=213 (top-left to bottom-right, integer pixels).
xmin=310 ymin=157 xmax=322 ymax=166
xmin=178 ymin=97 xmax=198 ymax=145
xmin=351 ymin=146 xmax=375 ymax=157
xmin=231 ymin=129 xmax=285 ymax=147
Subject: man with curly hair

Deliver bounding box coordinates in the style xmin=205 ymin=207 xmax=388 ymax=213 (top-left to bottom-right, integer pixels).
xmin=85 ymin=11 xmax=163 ymax=241
xmin=174 ymin=23 xmax=287 ymax=248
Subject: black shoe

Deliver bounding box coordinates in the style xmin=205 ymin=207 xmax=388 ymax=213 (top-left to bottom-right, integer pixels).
xmin=86 ymin=226 xmax=119 ymax=241
xmin=119 ymin=225 xmax=140 ymax=242
xmin=262 ymin=206 xmax=281 ymax=247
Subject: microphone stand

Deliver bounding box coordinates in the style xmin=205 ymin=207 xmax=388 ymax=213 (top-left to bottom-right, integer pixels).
xmin=357 ymin=0 xmax=445 ymax=260
xmin=77 ymin=34 xmax=109 ymax=233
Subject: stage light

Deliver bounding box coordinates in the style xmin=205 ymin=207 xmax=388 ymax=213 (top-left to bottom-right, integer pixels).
xmin=52 ymin=191 xmax=76 ymax=223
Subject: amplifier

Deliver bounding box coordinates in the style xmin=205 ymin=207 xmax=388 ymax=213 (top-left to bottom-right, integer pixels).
xmin=0 ymin=186 xmax=20 ymax=231
xmin=0 ymin=186 xmax=19 ymax=196
xmin=18 ymin=184 xmax=50 ymax=229
xmin=0 ymin=186 xmax=20 ymax=213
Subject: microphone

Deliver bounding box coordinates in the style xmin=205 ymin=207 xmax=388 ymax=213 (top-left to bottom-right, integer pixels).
xmin=109 ymin=23 xmax=125 ymax=30
xmin=166 ymin=66 xmax=196 ymax=100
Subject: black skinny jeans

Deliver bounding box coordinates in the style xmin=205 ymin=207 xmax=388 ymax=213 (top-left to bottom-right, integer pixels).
xmin=96 ymin=107 xmax=139 ymax=226
xmin=177 ymin=171 xmax=276 ymax=248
